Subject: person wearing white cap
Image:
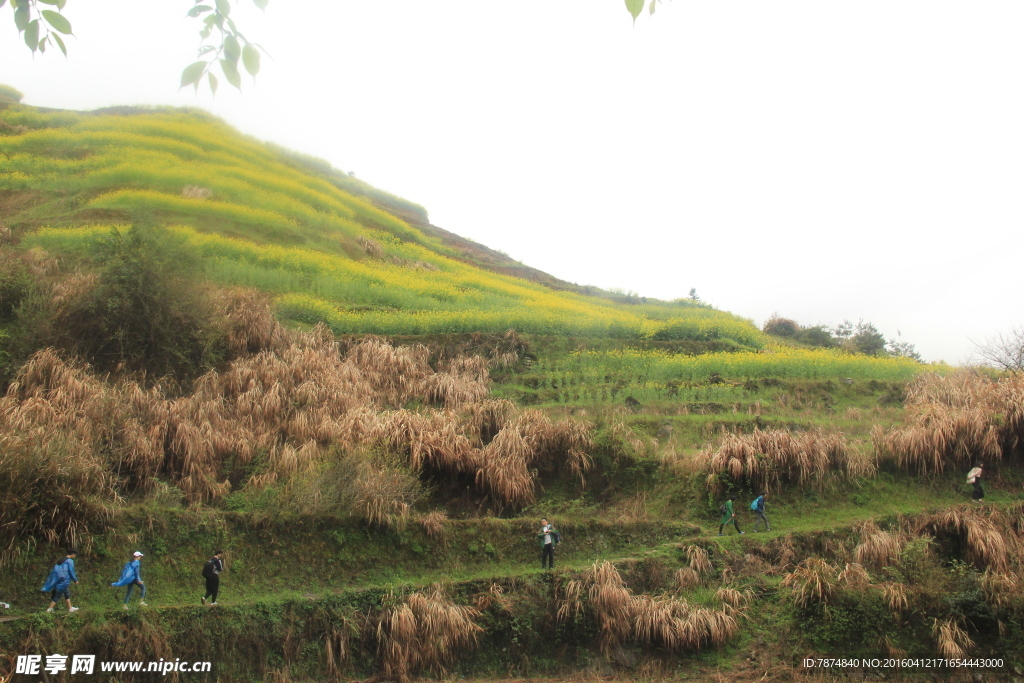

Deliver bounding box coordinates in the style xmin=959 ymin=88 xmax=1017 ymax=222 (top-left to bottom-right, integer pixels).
xmin=111 ymin=551 xmax=147 ymax=608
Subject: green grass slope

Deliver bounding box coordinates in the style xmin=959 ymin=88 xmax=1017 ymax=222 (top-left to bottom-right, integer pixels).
xmin=0 ymin=102 xmax=764 ymax=345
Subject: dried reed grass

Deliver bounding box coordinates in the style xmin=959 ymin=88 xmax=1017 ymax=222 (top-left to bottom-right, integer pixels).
xmin=698 ymin=428 xmax=874 ymax=495
xmin=919 ymin=507 xmax=1009 ymax=572
xmin=181 ymin=185 xmax=213 ymax=200
xmin=585 ymin=561 xmax=738 ymax=656
xmin=873 ymin=371 xmax=1024 ymax=475
xmin=782 ymin=558 xmax=840 ymax=609
xmin=854 ymin=525 xmax=907 ymax=570
xmin=418 ymin=510 xmax=448 ymax=545
xmin=376 ymin=585 xmax=482 ymax=682
xmin=932 ymin=618 xmax=974 ymax=659
xmin=686 ymin=545 xmax=713 ymax=575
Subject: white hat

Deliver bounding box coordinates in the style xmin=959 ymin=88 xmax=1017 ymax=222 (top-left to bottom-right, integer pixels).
xmin=133 ymin=551 xmax=144 ymax=557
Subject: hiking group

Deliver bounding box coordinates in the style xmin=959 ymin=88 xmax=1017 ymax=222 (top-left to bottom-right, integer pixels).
xmin=35 ymin=549 xmax=226 ymax=613
xmin=717 ymin=467 xmax=985 ymax=537
xmin=718 ymin=494 xmax=771 ymax=536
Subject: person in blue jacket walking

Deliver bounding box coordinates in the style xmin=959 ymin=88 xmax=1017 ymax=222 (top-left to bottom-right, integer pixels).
xmin=112 ymin=551 xmax=147 ymax=608
xmin=42 ymin=549 xmax=79 ymax=613
xmin=751 ymin=493 xmax=771 ymax=532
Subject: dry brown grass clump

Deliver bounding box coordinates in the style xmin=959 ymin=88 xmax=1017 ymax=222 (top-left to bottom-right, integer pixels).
xmin=182 ymin=185 xmax=213 ymax=200
xmin=781 ymin=557 xmax=841 ymax=609
xmin=686 ymin=545 xmax=713 ymax=576
xmin=673 ymin=567 xmax=700 ymax=590
xmin=980 ymin=570 xmax=1021 ymax=610
xmin=376 ymin=585 xmax=482 ymax=683
xmin=697 ymin=428 xmax=874 ymax=495
xmin=873 ymin=371 xmax=1024 ymax=475
xmin=932 ymin=618 xmax=974 ymax=659
xmin=585 ymin=561 xmax=739 ymax=657
xmin=918 ymin=507 xmax=1009 ymax=572
xmin=880 ymin=582 xmax=909 ymax=613
xmin=0 ymin=292 xmax=595 ymax=515
xmin=418 ymin=510 xmax=448 ymax=544
xmin=476 ymin=410 xmax=593 ymax=508
xmin=853 ymin=523 xmax=908 ymax=570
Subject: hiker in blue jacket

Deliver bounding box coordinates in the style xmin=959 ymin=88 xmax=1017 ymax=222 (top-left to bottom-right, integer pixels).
xmin=42 ymin=550 xmax=79 ymax=613
xmin=751 ymin=493 xmax=771 ymax=532
xmin=112 ymin=551 xmax=147 ymax=608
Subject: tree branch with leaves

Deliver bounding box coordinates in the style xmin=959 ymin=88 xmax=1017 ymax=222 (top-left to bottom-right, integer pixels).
xmin=181 ymin=0 xmax=269 ymax=95
xmin=4 ymin=0 xmax=73 ymax=57
xmin=4 ymin=0 xmax=268 ymax=94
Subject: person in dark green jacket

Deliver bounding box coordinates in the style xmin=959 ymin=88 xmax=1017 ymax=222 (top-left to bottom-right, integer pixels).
xmin=718 ymin=497 xmax=744 ymax=536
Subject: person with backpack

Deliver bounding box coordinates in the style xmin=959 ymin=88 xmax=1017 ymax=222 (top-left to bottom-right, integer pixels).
xmin=537 ymin=518 xmax=560 ymax=569
xmin=41 ymin=549 xmax=79 ymax=613
xmin=751 ymin=493 xmax=771 ymax=532
xmin=111 ymin=551 xmax=146 ymax=608
xmin=201 ymin=550 xmax=225 ymax=606
xmin=718 ymin=497 xmax=744 ymax=536
xmin=967 ymin=464 xmax=984 ymax=502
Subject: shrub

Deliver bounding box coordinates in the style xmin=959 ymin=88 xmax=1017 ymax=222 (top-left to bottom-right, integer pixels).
xmin=46 ymin=225 xmax=222 ymax=377
xmin=0 ymin=84 xmax=24 ymax=104
xmin=763 ymin=314 xmax=799 ymax=337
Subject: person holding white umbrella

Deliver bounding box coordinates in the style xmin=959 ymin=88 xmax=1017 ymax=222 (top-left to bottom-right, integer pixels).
xmin=966 ymin=464 xmax=984 ymax=503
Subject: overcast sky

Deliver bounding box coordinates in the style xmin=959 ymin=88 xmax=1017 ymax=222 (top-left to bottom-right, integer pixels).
xmin=3 ymin=0 xmax=1023 ymax=363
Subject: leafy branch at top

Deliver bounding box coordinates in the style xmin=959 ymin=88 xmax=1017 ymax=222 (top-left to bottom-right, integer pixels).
xmin=180 ymin=0 xmax=270 ymax=95
xmin=625 ymin=0 xmax=666 ymax=22
xmin=4 ymin=0 xmax=267 ymax=94
xmin=5 ymin=0 xmax=74 ymax=58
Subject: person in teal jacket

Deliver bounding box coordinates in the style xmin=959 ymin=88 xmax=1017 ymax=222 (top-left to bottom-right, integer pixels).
xmin=112 ymin=551 xmax=147 ymax=608
xmin=42 ymin=550 xmax=79 ymax=613
xmin=718 ymin=497 xmax=744 ymax=536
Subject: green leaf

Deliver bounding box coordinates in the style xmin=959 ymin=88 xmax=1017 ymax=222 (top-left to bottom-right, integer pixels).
xmin=649 ymin=0 xmax=656 ymax=14
xmin=203 ymin=13 xmax=217 ymax=26
xmin=37 ymin=0 xmax=61 ymax=5
xmin=180 ymin=60 xmax=207 ymax=89
xmin=220 ymin=58 xmax=242 ymax=89
xmin=52 ymin=31 xmax=67 ymax=56
xmin=38 ymin=36 xmax=46 ymax=52
xmin=198 ymin=45 xmax=216 ymax=55
xmin=242 ymin=43 xmax=260 ymax=77
xmin=0 ymin=0 xmax=8 ymax=9
xmin=56 ymin=0 xmax=66 ymax=9
xmin=187 ymin=4 xmax=212 ymax=17
xmin=215 ymin=0 xmax=231 ymax=16
xmin=208 ymin=72 xmax=219 ymax=97
xmin=253 ymin=0 xmax=268 ymax=9
xmin=41 ymin=10 xmax=72 ymax=34
xmin=223 ymin=34 xmax=241 ymax=63
xmin=14 ymin=3 xmax=29 ymax=31
xmin=24 ymin=19 xmax=39 ymax=51
xmin=625 ymin=0 xmax=643 ymax=21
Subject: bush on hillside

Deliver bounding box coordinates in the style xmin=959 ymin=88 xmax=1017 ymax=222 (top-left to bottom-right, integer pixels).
xmin=0 ymin=84 xmax=23 ymax=104
xmin=763 ymin=314 xmax=799 ymax=337
xmin=46 ymin=225 xmax=223 ymax=377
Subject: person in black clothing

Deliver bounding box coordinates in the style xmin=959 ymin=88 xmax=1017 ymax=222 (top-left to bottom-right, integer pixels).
xmin=201 ymin=550 xmax=225 ymax=606
xmin=968 ymin=464 xmax=984 ymax=502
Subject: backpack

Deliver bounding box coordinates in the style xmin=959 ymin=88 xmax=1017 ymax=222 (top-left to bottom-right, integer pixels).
xmin=750 ymin=499 xmax=759 ymax=511
xmin=718 ymin=503 xmax=727 ymax=515
xmin=202 ymin=559 xmax=218 ymax=579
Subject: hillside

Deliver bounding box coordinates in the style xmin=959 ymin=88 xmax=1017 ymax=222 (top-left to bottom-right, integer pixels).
xmin=0 ymin=102 xmax=763 ymax=344
xmin=1 ymin=95 xmax=1023 ymax=683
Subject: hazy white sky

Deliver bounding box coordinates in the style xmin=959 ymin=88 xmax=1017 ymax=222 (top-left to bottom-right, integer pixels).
xmin=2 ymin=1 xmax=1022 ymax=363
